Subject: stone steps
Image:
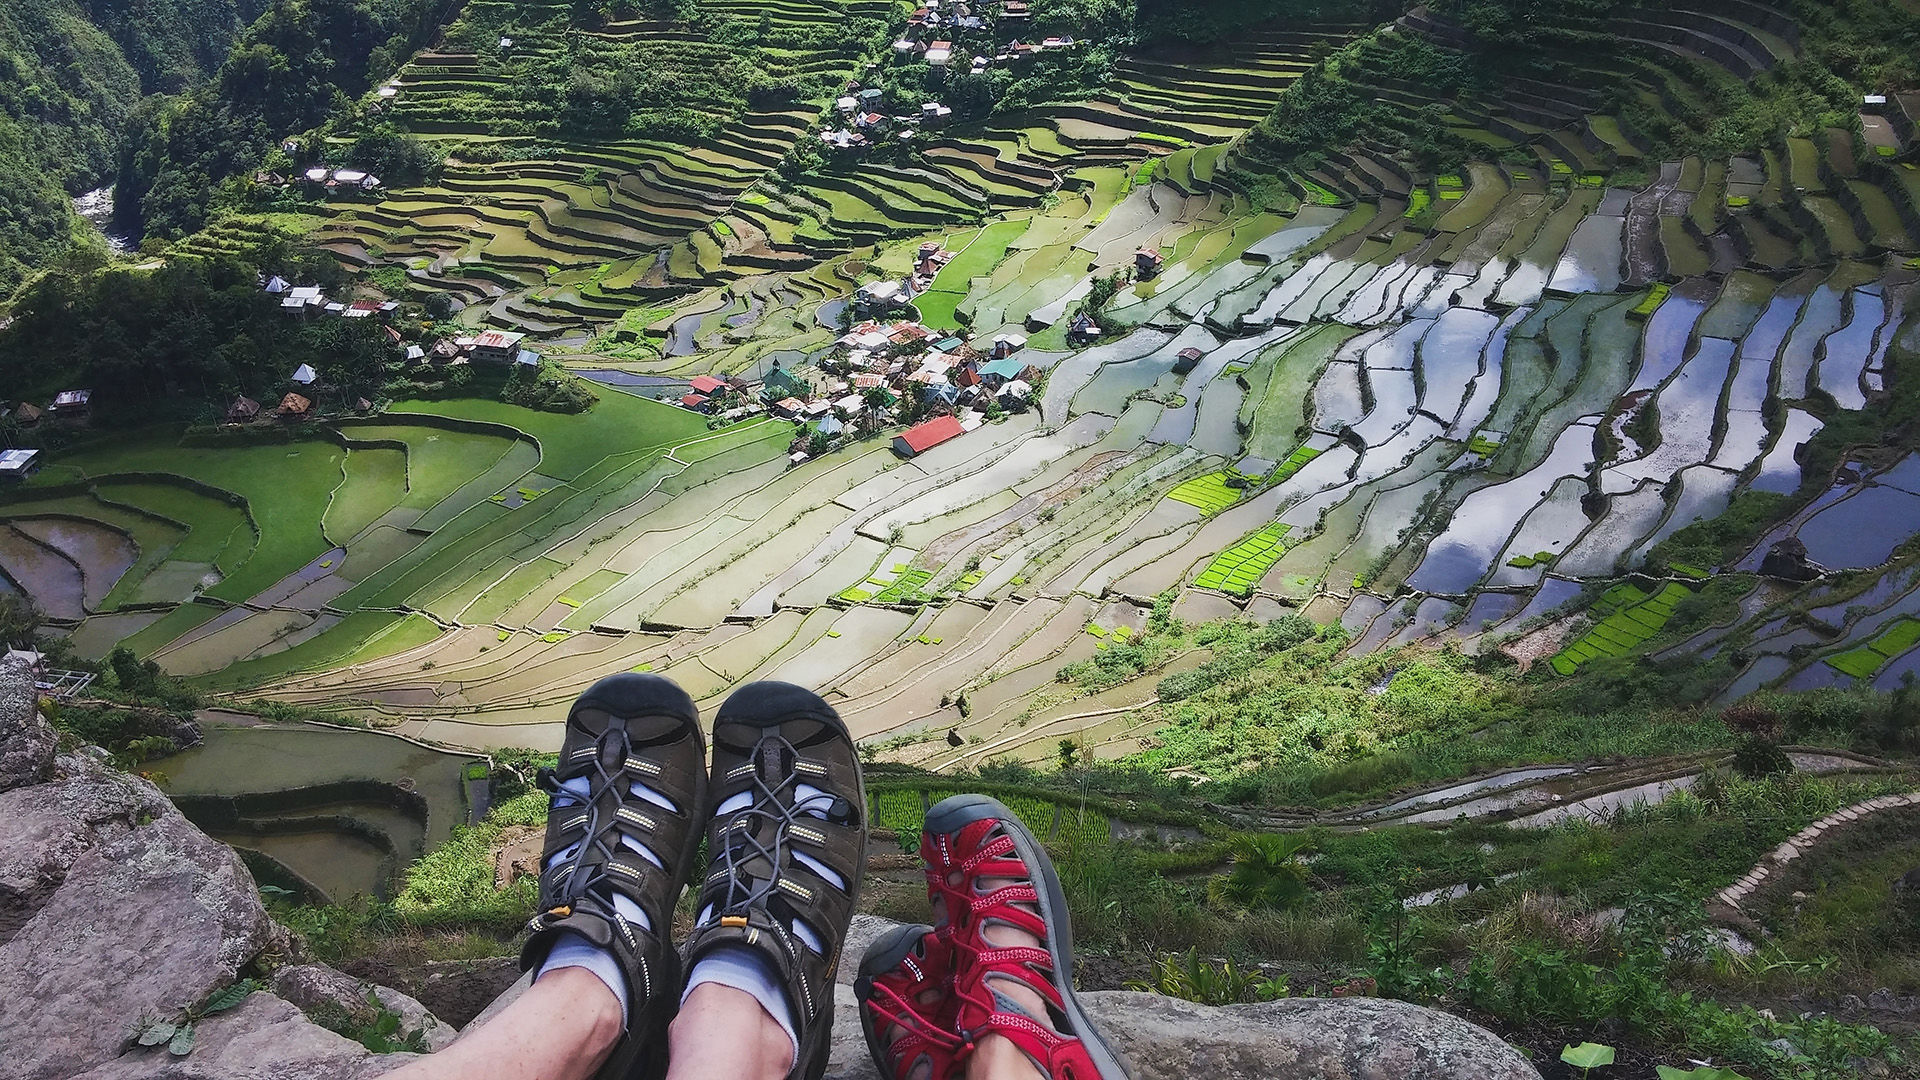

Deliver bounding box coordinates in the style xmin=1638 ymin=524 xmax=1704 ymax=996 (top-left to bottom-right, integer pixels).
xmin=1715 ymin=790 xmax=1920 ymax=909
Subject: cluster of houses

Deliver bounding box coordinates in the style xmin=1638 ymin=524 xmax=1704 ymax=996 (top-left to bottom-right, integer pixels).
xmin=818 ymin=1 xmax=1080 ymax=152
xmin=253 ymin=168 xmax=385 ymax=196
xmin=264 ymin=276 xmax=403 ymax=319
xmin=0 ymin=392 xmax=91 ymax=480
xmin=226 ymin=326 xmax=536 ymax=426
xmin=893 ymin=0 xmax=1077 ymax=75
xmin=670 ymin=296 xmax=1042 ymax=464
xmin=821 ymin=89 xmax=956 ymax=150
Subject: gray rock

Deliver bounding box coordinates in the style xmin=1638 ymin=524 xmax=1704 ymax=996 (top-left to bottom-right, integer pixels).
xmin=66 ymin=993 xmax=413 ymax=1080
xmin=0 ymin=658 xmax=55 ymax=794
xmin=835 ymin=913 xmax=906 ymax=986
xmin=824 ymin=990 xmax=1541 ymax=1080
xmin=272 ymin=964 xmax=457 ymax=1052
xmin=0 ymin=753 xmax=175 ymax=944
xmin=0 ymin=792 xmax=281 ymax=1080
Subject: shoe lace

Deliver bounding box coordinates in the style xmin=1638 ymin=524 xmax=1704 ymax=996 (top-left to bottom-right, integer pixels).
xmin=867 ymin=980 xmax=968 ymax=1058
xmin=542 ymin=725 xmax=636 ymax=912
xmin=711 ymin=736 xmax=816 ymax=917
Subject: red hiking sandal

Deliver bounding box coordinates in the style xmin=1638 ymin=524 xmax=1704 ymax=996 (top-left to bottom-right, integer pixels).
xmin=854 ymin=922 xmax=969 ymax=1080
xmin=922 ymin=794 xmax=1131 ymax=1080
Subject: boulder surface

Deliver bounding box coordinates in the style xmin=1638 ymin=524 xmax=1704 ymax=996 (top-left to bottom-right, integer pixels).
xmin=0 ymin=657 xmax=54 ymax=793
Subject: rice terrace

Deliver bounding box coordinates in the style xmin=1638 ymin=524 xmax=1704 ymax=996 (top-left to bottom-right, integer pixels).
xmin=7 ymin=0 xmax=1920 ymax=1074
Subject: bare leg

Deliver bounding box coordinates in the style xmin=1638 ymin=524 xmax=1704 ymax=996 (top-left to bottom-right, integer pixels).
xmin=665 ymin=983 xmax=796 ymax=1080
xmin=379 ymin=967 xmax=622 ymax=1080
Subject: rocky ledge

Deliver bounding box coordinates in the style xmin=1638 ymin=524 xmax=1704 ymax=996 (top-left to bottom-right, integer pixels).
xmin=0 ymin=658 xmax=1539 ymax=1079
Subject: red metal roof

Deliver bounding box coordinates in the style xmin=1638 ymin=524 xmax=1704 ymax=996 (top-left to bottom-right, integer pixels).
xmin=896 ymin=415 xmax=965 ymax=454
xmin=680 ymin=393 xmax=709 ymax=409
xmin=689 ymin=375 xmax=726 ymax=394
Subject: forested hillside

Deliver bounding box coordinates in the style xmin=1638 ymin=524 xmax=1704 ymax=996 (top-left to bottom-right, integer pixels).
xmin=112 ymin=0 xmax=458 ymax=242
xmin=0 ymin=0 xmax=264 ymax=295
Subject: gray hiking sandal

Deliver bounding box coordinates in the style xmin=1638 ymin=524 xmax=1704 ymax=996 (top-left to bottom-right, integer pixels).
xmin=518 ymin=673 xmax=709 ymax=1079
xmin=681 ymin=681 xmax=868 ymax=1080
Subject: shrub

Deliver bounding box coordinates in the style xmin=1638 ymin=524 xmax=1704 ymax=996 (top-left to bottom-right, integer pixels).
xmin=1210 ymin=833 xmax=1315 ymax=912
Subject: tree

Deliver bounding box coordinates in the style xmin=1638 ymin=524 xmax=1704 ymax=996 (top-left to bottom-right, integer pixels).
xmin=1085 ymin=271 xmax=1124 ymax=314
xmin=0 ymin=593 xmax=40 ymax=647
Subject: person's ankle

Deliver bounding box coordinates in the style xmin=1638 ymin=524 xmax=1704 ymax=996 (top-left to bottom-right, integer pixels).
xmin=537 ymin=965 xmax=626 ymax=1059
xmin=671 ymin=982 xmax=796 ymax=1080
xmin=967 ymin=1032 xmax=1045 ymax=1080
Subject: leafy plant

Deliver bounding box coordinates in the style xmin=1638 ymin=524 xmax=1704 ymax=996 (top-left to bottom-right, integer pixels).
xmin=349 ymin=991 xmax=430 ymax=1053
xmin=1560 ymin=1042 xmax=1616 ymax=1075
xmin=1210 ymin=832 xmax=1315 ymax=912
xmin=1127 ymin=949 xmax=1288 ymax=1006
xmin=129 ymin=978 xmax=261 ymax=1057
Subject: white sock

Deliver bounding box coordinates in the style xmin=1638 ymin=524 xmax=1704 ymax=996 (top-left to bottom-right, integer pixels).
xmin=534 ymin=776 xmax=676 ymax=1028
xmin=682 ymin=945 xmax=800 ymax=1071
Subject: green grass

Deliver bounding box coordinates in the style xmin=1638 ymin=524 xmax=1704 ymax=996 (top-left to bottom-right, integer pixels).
xmin=188 ymin=611 xmax=440 ymax=690
xmin=120 ymin=601 xmax=224 ymax=657
xmin=324 ymin=447 xmax=407 ymax=543
xmin=1195 ymin=523 xmax=1292 ymax=595
xmin=872 ymin=568 xmax=936 ymax=605
xmin=1824 ymin=617 xmax=1920 ymax=679
xmin=1297 ymin=179 xmax=1342 ymax=206
xmin=390 ymin=388 xmax=708 ymax=481
xmin=1550 ymin=583 xmax=1692 ymax=675
xmin=1630 ymin=282 xmax=1672 ymax=319
xmin=1271 ymin=445 xmax=1323 ymax=484
xmin=41 ymin=431 xmax=348 ymax=603
xmin=345 ymin=423 xmax=521 ymax=510
xmin=1167 ymin=472 xmax=1246 ymax=514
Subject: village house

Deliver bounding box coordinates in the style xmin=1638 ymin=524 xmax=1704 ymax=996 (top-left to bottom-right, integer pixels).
xmin=282 ymin=285 xmax=325 ymax=314
xmin=8 ymin=403 xmax=41 ymax=426
xmin=893 ymin=414 xmax=966 ymax=458
xmin=227 ymin=395 xmax=261 ymax=423
xmin=680 ymin=393 xmax=712 ymax=413
xmin=0 ymin=449 xmax=41 ymax=482
xmin=925 ymin=40 xmax=953 ymax=66
xmin=50 ymin=389 xmax=92 ymax=416
xmin=1174 ymin=347 xmax=1205 ymax=375
xmin=290 ymin=364 xmax=319 ymax=386
xmin=856 ymin=279 xmax=916 ymax=314
xmin=278 ymin=392 xmax=313 ymax=420
xmin=470 ymin=330 xmax=527 ymax=363
xmin=1068 ymin=313 xmax=1102 ymax=344
xmin=1134 ymin=247 xmax=1164 ymax=278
